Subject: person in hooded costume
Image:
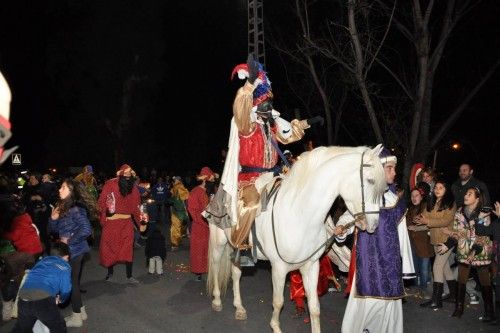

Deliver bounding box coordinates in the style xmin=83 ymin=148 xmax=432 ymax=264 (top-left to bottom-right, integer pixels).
xmin=168 ymin=176 xmax=189 ymax=250
xmin=335 ymin=148 xmax=414 ymax=333
xmin=187 ymin=167 xmax=216 ymax=281
xmin=98 ymin=164 xmax=142 ymax=284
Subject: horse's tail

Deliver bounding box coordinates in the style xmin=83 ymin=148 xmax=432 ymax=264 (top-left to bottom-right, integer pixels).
xmin=207 ymin=226 xmax=232 ymax=297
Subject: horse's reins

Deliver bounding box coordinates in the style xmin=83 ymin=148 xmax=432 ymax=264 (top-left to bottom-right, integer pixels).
xmin=269 ymin=150 xmax=378 ymax=265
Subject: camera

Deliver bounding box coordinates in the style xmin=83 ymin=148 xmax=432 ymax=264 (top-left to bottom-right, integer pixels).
xmin=480 ymin=206 xmax=492 ymax=213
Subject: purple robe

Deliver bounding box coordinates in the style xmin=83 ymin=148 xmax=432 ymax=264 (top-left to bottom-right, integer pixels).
xmin=355 ymin=189 xmax=406 ymax=298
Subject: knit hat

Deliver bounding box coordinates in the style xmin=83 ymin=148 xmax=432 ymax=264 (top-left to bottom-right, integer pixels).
xmin=83 ymin=165 xmax=93 ymax=174
xmin=116 ymin=164 xmax=136 ymax=177
xmin=231 ymin=61 xmax=273 ymax=107
xmin=197 ymin=167 xmax=215 ymax=181
xmin=379 ymin=148 xmax=397 ymax=165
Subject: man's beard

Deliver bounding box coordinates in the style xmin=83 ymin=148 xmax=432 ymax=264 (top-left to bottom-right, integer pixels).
xmin=118 ymin=176 xmax=135 ymax=196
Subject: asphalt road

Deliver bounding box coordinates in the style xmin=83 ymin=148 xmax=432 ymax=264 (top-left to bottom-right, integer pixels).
xmin=1 ymin=222 xmax=498 ymax=333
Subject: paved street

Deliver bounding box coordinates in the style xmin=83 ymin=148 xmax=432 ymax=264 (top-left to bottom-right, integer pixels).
xmin=1 ymin=222 xmax=498 ymax=333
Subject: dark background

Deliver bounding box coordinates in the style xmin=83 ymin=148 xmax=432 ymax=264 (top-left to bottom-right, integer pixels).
xmin=0 ymin=0 xmax=499 ymax=198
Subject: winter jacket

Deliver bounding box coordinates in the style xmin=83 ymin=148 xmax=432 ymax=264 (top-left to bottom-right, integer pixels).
xmin=49 ymin=206 xmax=92 ymax=259
xmin=2 ymin=213 xmax=43 ymax=255
xmin=20 ymin=256 xmax=71 ymax=303
xmin=453 ymin=207 xmax=493 ymax=266
xmin=422 ymin=204 xmax=456 ymax=245
xmin=145 ymin=230 xmax=167 ymax=261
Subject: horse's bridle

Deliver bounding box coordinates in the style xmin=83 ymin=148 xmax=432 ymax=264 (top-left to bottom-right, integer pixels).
xmin=346 ymin=150 xmax=380 ymax=220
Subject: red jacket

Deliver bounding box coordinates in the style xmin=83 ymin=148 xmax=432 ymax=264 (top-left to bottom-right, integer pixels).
xmin=3 ymin=213 xmax=43 ymax=255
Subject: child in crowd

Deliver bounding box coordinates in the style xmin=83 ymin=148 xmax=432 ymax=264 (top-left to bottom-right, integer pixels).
xmin=12 ymin=242 xmax=72 ymax=333
xmin=145 ymin=228 xmax=167 ymax=275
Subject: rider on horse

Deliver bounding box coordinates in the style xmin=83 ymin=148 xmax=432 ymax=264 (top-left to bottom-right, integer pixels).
xmin=220 ymin=54 xmax=320 ymax=266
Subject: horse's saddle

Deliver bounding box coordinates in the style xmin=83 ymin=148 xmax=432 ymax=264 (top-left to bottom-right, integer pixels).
xmin=204 ymin=174 xmax=282 ymax=231
xmin=259 ymin=177 xmax=282 ymax=212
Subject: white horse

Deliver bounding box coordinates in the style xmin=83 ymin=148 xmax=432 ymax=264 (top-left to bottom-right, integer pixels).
xmin=207 ymin=144 xmax=387 ymax=333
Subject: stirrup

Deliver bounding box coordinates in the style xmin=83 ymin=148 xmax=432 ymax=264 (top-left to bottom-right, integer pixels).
xmin=230 ymin=249 xmax=255 ymax=267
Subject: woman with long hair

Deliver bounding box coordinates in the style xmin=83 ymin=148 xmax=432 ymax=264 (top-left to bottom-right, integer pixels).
xmin=443 ymin=186 xmax=495 ymax=323
xmin=415 ymin=179 xmax=456 ymax=309
xmin=49 ymin=178 xmax=97 ymax=327
xmin=406 ymin=185 xmax=434 ymax=296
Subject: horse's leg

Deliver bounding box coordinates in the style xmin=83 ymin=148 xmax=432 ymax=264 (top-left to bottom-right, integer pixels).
xmin=231 ymin=263 xmax=247 ymax=320
xmin=300 ymin=260 xmax=321 ymax=333
xmin=208 ymin=225 xmax=227 ymax=312
xmin=269 ymin=264 xmax=287 ymax=333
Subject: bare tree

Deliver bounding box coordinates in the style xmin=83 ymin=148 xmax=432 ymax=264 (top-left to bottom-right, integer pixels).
xmin=269 ymin=0 xmax=499 ymax=186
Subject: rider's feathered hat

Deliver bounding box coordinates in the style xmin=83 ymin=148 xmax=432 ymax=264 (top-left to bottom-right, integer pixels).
xmin=231 ymin=61 xmax=273 ymax=107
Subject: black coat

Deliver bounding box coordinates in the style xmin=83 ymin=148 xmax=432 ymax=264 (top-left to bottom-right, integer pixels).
xmin=145 ymin=230 xmax=167 ymax=261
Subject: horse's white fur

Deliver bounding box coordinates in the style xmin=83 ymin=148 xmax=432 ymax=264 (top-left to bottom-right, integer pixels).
xmin=207 ymin=144 xmax=386 ymax=333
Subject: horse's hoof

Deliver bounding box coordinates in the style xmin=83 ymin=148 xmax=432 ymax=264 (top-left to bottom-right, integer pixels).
xmin=212 ymin=303 xmax=223 ymax=312
xmin=235 ymin=309 xmax=247 ymax=320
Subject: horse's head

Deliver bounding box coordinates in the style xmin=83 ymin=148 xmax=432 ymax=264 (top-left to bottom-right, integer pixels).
xmin=340 ymin=144 xmax=386 ymax=233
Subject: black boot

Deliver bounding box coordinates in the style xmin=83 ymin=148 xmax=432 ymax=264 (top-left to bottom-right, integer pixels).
xmin=443 ymin=280 xmax=457 ymax=303
xmin=452 ymin=283 xmax=466 ymax=318
xmin=430 ymin=282 xmax=444 ymax=309
xmin=479 ymin=285 xmax=496 ymax=324
xmin=420 ymin=282 xmax=443 ymax=308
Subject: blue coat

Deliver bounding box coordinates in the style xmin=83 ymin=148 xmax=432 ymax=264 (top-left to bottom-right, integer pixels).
xmin=21 ymin=256 xmax=72 ymax=303
xmin=49 ymin=206 xmax=92 ymax=259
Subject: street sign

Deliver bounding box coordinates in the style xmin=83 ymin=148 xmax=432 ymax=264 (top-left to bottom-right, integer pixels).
xmin=11 ymin=153 xmax=21 ymax=165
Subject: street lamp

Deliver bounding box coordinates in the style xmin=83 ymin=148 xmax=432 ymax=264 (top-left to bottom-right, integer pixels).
xmin=451 ymin=142 xmax=461 ymax=151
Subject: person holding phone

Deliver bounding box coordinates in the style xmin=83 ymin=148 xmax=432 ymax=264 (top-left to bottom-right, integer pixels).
xmin=439 ymin=186 xmax=495 ymax=323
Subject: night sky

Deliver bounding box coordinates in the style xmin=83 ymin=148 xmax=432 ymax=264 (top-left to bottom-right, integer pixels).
xmin=1 ymin=0 xmax=499 ymax=197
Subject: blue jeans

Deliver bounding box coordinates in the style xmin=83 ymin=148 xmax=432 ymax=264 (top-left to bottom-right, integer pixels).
xmin=414 ymin=256 xmax=431 ymax=288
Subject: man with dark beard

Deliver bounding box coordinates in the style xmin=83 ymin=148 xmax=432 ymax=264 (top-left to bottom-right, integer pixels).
xmin=98 ymin=164 xmax=142 ymax=284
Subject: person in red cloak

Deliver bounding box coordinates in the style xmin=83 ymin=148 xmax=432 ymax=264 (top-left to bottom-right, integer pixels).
xmin=98 ymin=164 xmax=142 ymax=284
xmin=289 ymin=254 xmax=336 ymax=320
xmin=187 ymin=167 xmax=216 ymax=282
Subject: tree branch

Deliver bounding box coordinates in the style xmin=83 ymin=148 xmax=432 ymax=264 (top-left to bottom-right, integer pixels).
xmin=430 ymin=59 xmax=500 ymax=148
xmin=365 ymin=0 xmax=397 ymax=78
xmin=373 ymin=56 xmax=414 ymax=100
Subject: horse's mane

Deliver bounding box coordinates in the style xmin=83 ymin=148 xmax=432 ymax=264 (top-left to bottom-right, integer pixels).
xmin=283 ymin=145 xmax=385 ymax=203
xmin=285 ymin=146 xmax=368 ymax=185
